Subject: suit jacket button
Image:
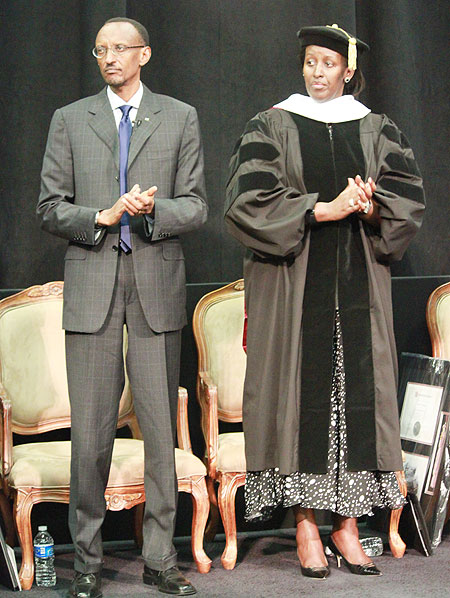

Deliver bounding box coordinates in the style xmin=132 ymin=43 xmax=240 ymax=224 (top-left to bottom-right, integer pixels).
xmin=115 ymin=176 xmax=119 ymax=181
xmin=112 ymin=245 xmax=118 ymax=252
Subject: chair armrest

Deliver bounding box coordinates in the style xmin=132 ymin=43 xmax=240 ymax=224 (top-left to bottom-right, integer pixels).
xmin=0 ymin=388 xmax=13 ymax=482
xmin=177 ymin=387 xmax=192 ymax=452
xmin=198 ymin=372 xmax=219 ymax=480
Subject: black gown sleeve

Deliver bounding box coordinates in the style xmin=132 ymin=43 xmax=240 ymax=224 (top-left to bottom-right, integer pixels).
xmin=369 ymin=115 xmax=425 ymax=263
xmin=224 ymin=110 xmax=318 ymax=260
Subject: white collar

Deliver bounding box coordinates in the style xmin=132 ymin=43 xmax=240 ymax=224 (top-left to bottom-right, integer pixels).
xmin=273 ymin=93 xmax=370 ymax=123
xmin=107 ymin=81 xmax=143 ymax=110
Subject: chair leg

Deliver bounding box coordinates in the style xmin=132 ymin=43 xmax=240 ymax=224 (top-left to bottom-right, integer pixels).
xmin=133 ymin=502 xmax=144 ymax=549
xmin=0 ymin=489 xmax=16 ymax=547
xmin=205 ymin=477 xmax=220 ymax=542
xmin=389 ymin=506 xmax=406 ymax=558
xmin=389 ymin=470 xmax=407 ymax=558
xmin=14 ymin=490 xmax=35 ymax=590
xmin=217 ymin=473 xmax=245 ymax=570
xmin=189 ymin=478 xmax=212 ymax=574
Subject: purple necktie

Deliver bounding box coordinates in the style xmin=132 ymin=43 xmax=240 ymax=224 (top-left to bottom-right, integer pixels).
xmin=119 ymin=105 xmax=133 ymax=253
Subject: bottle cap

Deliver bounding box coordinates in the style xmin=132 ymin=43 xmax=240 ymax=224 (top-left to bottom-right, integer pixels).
xmin=38 ymin=525 xmax=47 ymax=531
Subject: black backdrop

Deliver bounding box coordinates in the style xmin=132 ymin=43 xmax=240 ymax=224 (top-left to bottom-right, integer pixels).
xmin=0 ymin=0 xmax=449 ymax=287
xmin=0 ymin=1 xmax=449 ymax=540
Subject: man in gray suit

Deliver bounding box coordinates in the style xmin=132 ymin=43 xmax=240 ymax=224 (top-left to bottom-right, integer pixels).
xmin=37 ymin=17 xmax=207 ymax=598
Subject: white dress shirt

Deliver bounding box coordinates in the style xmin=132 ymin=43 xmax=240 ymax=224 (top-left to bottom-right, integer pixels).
xmin=107 ymin=81 xmax=143 ymax=128
xmin=103 ymin=81 xmax=154 ymax=237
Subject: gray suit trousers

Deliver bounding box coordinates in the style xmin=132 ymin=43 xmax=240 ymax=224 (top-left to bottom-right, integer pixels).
xmin=66 ymin=252 xmax=181 ymax=573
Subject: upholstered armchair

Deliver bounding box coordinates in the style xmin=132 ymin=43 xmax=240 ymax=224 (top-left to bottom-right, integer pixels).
xmin=193 ymin=280 xmax=247 ymax=570
xmin=426 ymin=280 xmax=450 ymax=524
xmin=0 ymin=282 xmax=210 ymax=590
xmin=193 ymin=279 xmax=408 ymax=566
xmin=427 ymin=281 xmax=450 ymax=360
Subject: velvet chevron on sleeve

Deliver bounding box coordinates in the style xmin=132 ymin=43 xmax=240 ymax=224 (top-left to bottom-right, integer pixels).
xmin=361 ymin=114 xmax=425 ymax=264
xmin=224 ymin=110 xmax=319 ymax=261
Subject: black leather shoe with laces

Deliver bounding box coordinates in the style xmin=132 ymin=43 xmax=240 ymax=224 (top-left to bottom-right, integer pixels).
xmin=143 ymin=565 xmax=197 ymax=595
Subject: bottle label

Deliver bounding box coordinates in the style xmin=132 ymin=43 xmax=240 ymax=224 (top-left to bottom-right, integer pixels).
xmin=34 ymin=544 xmax=54 ymax=558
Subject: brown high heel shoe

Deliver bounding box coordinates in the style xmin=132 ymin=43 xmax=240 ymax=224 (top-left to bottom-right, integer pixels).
xmin=327 ymin=537 xmax=382 ymax=576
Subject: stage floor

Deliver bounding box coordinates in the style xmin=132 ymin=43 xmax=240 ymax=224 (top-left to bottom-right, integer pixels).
xmin=15 ymin=524 xmax=449 ymax=597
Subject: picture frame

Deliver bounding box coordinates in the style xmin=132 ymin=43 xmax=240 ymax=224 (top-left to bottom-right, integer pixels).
xmin=398 ymin=353 xmax=450 ymax=550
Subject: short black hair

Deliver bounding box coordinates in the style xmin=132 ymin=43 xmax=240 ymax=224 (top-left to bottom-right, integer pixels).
xmin=103 ymin=17 xmax=149 ymax=46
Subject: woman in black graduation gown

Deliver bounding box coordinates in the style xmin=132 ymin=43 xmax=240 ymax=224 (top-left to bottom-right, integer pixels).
xmin=225 ymin=25 xmax=425 ymax=578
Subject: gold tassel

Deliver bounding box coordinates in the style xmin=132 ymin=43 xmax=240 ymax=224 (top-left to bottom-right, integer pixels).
xmin=348 ymin=37 xmax=357 ymax=70
xmin=327 ymin=23 xmax=358 ymax=70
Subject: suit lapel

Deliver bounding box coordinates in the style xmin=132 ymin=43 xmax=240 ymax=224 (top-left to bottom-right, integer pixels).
xmin=88 ymin=89 xmax=118 ymax=163
xmin=128 ymin=86 xmax=162 ymax=169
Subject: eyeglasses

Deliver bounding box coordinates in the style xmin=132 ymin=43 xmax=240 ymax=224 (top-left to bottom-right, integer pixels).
xmin=92 ymin=44 xmax=146 ymax=59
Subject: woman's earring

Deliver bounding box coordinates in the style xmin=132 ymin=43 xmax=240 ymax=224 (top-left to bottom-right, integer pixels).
xmin=344 ymin=77 xmax=351 ymax=83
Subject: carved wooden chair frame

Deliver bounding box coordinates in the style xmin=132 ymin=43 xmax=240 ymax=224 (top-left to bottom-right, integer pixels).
xmin=193 ymin=280 xmax=246 ymax=570
xmin=426 ymin=280 xmax=450 ymax=525
xmin=0 ymin=282 xmax=211 ymax=589
xmin=427 ymin=281 xmax=450 ymax=359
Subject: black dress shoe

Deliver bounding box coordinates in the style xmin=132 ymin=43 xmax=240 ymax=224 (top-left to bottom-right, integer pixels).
xmin=143 ymin=565 xmax=197 ymax=595
xmin=67 ymin=572 xmax=102 ymax=598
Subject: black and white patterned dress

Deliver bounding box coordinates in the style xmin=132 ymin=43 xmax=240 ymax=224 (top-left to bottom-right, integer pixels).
xmin=245 ymin=311 xmax=406 ymax=522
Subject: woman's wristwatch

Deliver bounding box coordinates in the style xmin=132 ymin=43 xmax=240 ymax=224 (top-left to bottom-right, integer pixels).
xmin=306 ymin=208 xmax=318 ymax=226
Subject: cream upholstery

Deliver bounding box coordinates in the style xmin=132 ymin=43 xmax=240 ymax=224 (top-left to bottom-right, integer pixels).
xmin=0 ymin=300 xmax=69 ymax=426
xmin=0 ymin=297 xmax=132 ymax=429
xmin=0 ymin=282 xmax=211 ymax=589
xmin=175 ymin=449 xmax=208 ymax=479
xmin=10 ymin=440 xmax=144 ymax=488
xmin=203 ymin=296 xmax=246 ymax=418
xmin=193 ymin=280 xmax=247 ymax=571
xmin=10 ymin=442 xmax=206 ymax=489
xmin=216 ymin=432 xmax=246 ymax=473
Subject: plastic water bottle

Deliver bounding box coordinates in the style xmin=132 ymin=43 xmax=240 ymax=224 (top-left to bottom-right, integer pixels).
xmin=34 ymin=525 xmax=56 ymax=586
xmin=360 ymin=536 xmax=383 ymax=557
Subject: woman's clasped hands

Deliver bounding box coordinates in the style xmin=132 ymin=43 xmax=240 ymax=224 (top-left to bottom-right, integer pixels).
xmin=335 ymin=175 xmax=376 ymax=218
xmin=314 ymin=175 xmax=377 ymax=223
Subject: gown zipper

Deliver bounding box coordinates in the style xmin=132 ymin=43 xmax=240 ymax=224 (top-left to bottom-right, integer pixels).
xmin=327 ymin=123 xmax=340 ymax=308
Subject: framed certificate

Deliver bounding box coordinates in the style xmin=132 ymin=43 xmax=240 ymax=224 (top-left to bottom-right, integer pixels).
xmin=398 ymin=353 xmax=450 ymax=550
xmin=400 ymin=382 xmax=443 ymax=445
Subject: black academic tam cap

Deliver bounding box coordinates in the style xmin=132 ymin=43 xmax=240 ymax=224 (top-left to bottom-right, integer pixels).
xmin=297 ymin=24 xmax=369 ymax=70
